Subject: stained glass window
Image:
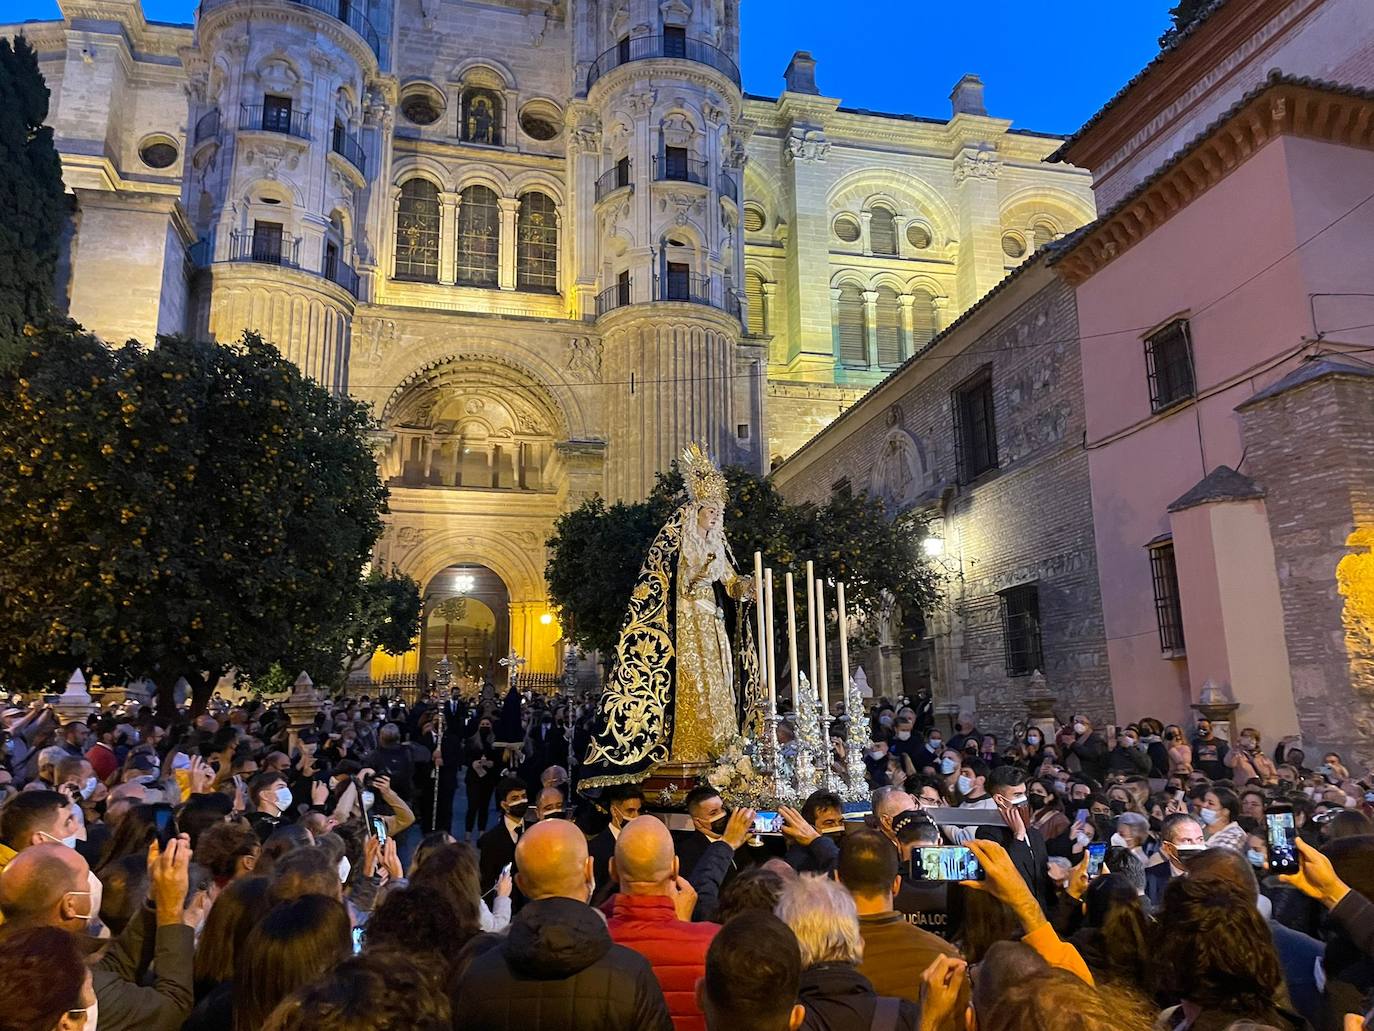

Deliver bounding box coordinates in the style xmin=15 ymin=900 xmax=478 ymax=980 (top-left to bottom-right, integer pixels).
xmin=457 ymin=185 xmax=500 ymax=287
xmin=394 ymin=179 xmax=440 ymax=282
xmin=516 ymin=192 xmax=558 ymax=293
xmin=461 ymin=89 xmax=502 ymax=145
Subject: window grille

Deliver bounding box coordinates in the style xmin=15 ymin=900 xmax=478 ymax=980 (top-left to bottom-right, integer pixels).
xmin=999 ymin=584 xmax=1043 ymax=677
xmin=1149 ymin=542 xmax=1186 ymax=652
xmin=1145 ymin=318 xmax=1196 ymax=411
xmin=953 ymin=369 xmax=997 ymax=481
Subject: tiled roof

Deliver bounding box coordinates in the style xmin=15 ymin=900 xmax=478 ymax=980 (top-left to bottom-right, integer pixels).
xmin=1236 ymin=357 xmax=1374 ymax=409
xmin=1048 ymin=0 xmax=1231 ymax=163
xmin=1168 ymin=465 xmax=1266 ymax=512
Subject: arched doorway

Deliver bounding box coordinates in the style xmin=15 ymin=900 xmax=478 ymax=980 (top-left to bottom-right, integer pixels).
xmin=422 ymin=564 xmax=510 ymax=687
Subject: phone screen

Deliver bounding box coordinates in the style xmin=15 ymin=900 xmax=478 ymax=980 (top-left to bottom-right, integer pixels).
xmin=351 ymin=926 xmax=364 ymax=954
xmin=1086 ymin=842 xmax=1107 ymax=878
xmin=1074 ymin=808 xmax=1090 ymax=826
xmin=370 ymin=815 xmax=388 ymax=845
xmin=153 ymin=806 xmax=176 ymax=849
xmin=752 ymin=811 xmax=782 ymax=834
xmin=910 ymin=846 xmax=985 ymax=882
xmin=1266 ymin=810 xmax=1298 ymax=874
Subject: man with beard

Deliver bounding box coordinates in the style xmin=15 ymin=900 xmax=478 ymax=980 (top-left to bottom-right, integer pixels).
xmin=975 ymin=766 xmax=1052 ymax=915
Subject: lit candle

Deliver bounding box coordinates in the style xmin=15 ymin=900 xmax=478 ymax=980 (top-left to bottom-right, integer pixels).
xmin=753 ymin=551 xmax=767 ymax=713
xmin=784 ymin=570 xmax=800 ymax=711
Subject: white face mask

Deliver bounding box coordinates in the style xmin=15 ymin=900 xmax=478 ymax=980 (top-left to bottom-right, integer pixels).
xmin=957 ymin=775 xmax=973 ymax=795
xmin=69 ymin=1000 xmax=98 ymax=1031
xmin=361 ymin=790 xmax=376 ymax=811
xmin=895 ymin=731 xmax=911 ymax=741
xmin=1199 ymin=806 xmax=1219 ymax=826
xmin=42 ymin=829 xmax=80 ymax=850
xmin=65 ymin=869 xmax=103 ymax=922
xmin=939 ymin=757 xmax=957 ymax=775
xmin=1026 ymin=734 xmax=1040 ymax=746
xmin=1073 ymin=722 xmax=1087 ymax=735
xmin=1110 ymin=832 xmax=1129 ymax=848
xmin=273 ymin=785 xmax=294 ymax=812
xmin=337 ymin=856 xmax=351 ymax=883
xmin=1006 ymin=793 xmax=1028 ymax=807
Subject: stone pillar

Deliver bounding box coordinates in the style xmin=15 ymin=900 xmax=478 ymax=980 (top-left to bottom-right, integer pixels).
xmin=862 ymin=289 xmax=879 ymax=369
xmin=1167 ymin=466 xmax=1300 ymax=743
xmin=439 ymin=192 xmax=459 ymax=285
xmin=497 ymin=197 xmax=520 ymax=290
xmin=952 ymin=143 xmax=1005 ymax=310
xmin=859 ymin=210 xmax=874 ymax=257
xmin=1191 ymin=683 xmax=1240 ymax=744
xmin=761 ymin=280 xmax=778 ymax=338
xmin=1024 ymin=670 xmax=1058 ymax=741
xmin=282 ymin=672 xmax=324 ymax=730
xmin=898 ymin=293 xmax=916 ymax=361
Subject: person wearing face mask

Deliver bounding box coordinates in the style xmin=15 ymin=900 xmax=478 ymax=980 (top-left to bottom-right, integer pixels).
xmin=1144 ymin=812 xmax=1206 ymax=906
xmin=674 ymin=786 xmax=763 ymax=896
xmin=1105 ymin=725 xmax=1151 ymax=776
xmin=1198 ymin=786 xmax=1248 ymax=853
xmin=246 ymin=771 xmax=296 ymax=842
xmin=1225 ymin=726 xmax=1278 ymax=785
xmin=1058 ymin=714 xmax=1109 ymax=784
xmin=463 ymin=715 xmax=501 ymax=839
xmin=478 ymin=776 xmax=530 ymax=898
xmin=975 ymin=767 xmax=1053 ymax=915
xmin=590 ymin=783 xmax=646 ymax=903
xmin=1027 ymin=777 xmax=1071 ymax=843
xmin=863 ymin=730 xmax=898 ymax=788
xmin=454 ymin=819 xmax=673 ymax=1031
xmin=0 ymin=790 xmax=84 ymax=871
xmin=1018 ymin=726 xmax=1048 ymax=767
xmin=889 ymin=716 xmax=919 ymax=764
xmin=1189 ymin=718 xmax=1230 ymax=780
xmin=0 ymin=837 xmax=197 ymax=1031
xmin=0 ymin=925 xmax=100 ymax=1031
xmin=914 ymin=729 xmax=945 ymax=772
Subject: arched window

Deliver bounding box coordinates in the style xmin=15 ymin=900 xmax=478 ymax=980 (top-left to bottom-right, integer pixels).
xmin=516 ymin=192 xmax=559 ymax=292
xmin=456 ymin=185 xmax=500 ymax=287
xmin=395 ymin=178 xmax=440 ymax=282
xmin=870 ymin=206 xmax=898 ymax=255
xmin=745 ymin=270 xmax=767 ymax=335
xmin=911 ymin=290 xmax=938 ymax=351
xmin=875 ymin=286 xmax=902 ymax=367
xmin=837 ymin=284 xmax=867 ymax=367
xmin=460 ymin=88 xmax=502 ymax=145
xmin=1032 ymin=222 xmax=1057 ymax=248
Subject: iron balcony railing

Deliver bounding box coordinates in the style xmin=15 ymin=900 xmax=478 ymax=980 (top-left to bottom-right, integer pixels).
xmin=587 ymin=34 xmax=741 ymax=91
xmin=653 ymin=154 xmax=709 ymax=186
xmin=594 ymin=161 xmax=633 ymax=202
xmin=330 ymin=122 xmax=366 ymax=174
xmin=719 ymin=170 xmax=739 ymax=204
xmin=194 ymin=108 xmax=221 ymax=145
xmin=199 ymin=0 xmax=381 ymax=59
xmin=596 ymin=278 xmax=633 ymax=316
xmin=227 ymin=229 xmax=302 ymax=268
xmin=655 ymin=272 xmax=742 ymax=322
xmin=239 ymin=103 xmax=311 ymax=140
xmin=322 ymin=252 xmax=361 ymax=297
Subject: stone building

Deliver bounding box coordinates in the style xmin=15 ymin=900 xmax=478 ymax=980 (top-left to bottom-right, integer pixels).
xmin=770 ymin=257 xmax=1112 ymax=729
xmin=3 ymin=0 xmax=1093 ymax=681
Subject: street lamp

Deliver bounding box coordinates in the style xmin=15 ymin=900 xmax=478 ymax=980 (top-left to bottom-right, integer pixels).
xmin=539 ymin=612 xmax=553 ymax=626
xmin=922 ymin=535 xmax=944 ymax=557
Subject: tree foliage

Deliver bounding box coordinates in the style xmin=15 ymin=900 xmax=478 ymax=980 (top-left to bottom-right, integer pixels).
xmin=339 ymin=568 xmax=422 ymax=672
xmin=0 ymin=36 xmax=67 ymax=368
xmin=0 ymin=322 xmax=391 ymax=709
xmin=1159 ymin=0 xmax=1213 ymax=47
xmin=546 ymin=465 xmax=940 ymax=675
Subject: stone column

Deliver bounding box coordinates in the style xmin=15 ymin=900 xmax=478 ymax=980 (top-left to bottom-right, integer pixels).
xmin=761 ymin=280 xmax=778 ymax=338
xmin=439 ymin=191 xmax=459 ymax=285
xmin=859 ymin=209 xmax=874 ymax=257
xmin=952 ymin=144 xmax=1005 ymax=311
xmin=497 ymin=197 xmax=520 ymax=290
xmin=898 ymin=293 xmax=916 ymax=361
xmin=862 ymin=289 xmax=879 ymax=369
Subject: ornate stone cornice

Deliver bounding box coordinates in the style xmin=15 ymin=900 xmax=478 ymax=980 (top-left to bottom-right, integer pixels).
xmin=1054 ymin=76 xmax=1374 ymax=286
xmin=198 ymin=0 xmax=378 ymax=77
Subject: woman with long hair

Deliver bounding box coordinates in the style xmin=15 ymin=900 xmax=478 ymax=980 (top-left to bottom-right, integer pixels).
xmin=1164 ymin=725 xmax=1192 ymax=776
xmin=406 ymin=841 xmax=496 ymax=934
xmin=191 ymin=877 xmax=272 ymax=1000
xmin=230 ymin=895 xmax=353 ymax=1031
xmin=1027 ymin=776 xmax=1070 ymax=843
xmin=1152 ymin=877 xmax=1302 ymax=1030
xmin=1070 ymin=874 xmax=1152 ymax=993
xmin=0 ymin=927 xmax=98 ymax=1031
xmin=1198 ymin=786 xmax=1247 ymax=852
xmin=95 ymin=803 xmax=175 ymax=874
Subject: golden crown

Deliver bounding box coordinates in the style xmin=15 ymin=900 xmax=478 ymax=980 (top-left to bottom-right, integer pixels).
xmin=680 ymin=442 xmax=727 ymax=506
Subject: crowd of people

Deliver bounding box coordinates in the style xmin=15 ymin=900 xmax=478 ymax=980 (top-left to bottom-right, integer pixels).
xmin=1 ymin=686 xmax=1373 ymax=1031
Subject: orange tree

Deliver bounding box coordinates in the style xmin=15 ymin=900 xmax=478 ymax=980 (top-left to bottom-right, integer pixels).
xmin=0 ymin=321 xmax=408 ymax=710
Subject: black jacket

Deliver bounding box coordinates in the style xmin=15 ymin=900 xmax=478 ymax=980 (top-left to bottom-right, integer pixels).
xmin=454 ymin=896 xmax=672 ymax=1031
xmin=797 ymin=963 xmax=918 ymax=1031
xmin=478 ymin=819 xmax=520 ymax=895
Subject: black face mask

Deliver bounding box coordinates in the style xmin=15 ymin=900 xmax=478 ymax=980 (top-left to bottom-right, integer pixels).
xmin=709 ymin=812 xmax=730 ymax=836
xmin=1109 ymin=799 xmax=1127 ymax=815
xmin=506 ymin=800 xmax=529 ymax=820
xmin=1028 ymin=794 xmax=1048 ymax=811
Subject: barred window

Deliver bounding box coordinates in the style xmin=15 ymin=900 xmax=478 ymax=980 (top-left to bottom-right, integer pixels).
xmin=516 ymin=192 xmax=558 ymax=292
xmin=1145 ymin=318 xmax=1196 ymax=411
xmin=999 ymin=583 xmax=1043 ymax=677
xmin=875 ymin=286 xmax=903 ymax=367
xmin=1149 ymin=542 xmax=1186 ymax=653
xmin=837 ymin=284 xmax=867 ymax=367
xmin=456 ymin=185 xmax=500 ymax=287
xmin=394 ymin=178 xmax=440 ymax=282
xmin=745 ymin=270 xmax=767 ymax=335
xmin=953 ymin=368 xmax=997 ymax=482
xmin=870 ymin=206 xmax=898 ymax=255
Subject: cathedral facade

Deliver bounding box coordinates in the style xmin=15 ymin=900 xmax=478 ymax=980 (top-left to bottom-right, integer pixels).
xmin=5 ymin=0 xmax=1094 ymax=680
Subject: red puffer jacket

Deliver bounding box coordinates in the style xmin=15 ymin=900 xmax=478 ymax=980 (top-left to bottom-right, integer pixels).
xmin=607 ymin=894 xmax=720 ymax=1031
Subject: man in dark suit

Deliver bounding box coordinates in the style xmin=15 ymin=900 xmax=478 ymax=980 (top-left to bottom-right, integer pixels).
xmin=589 ymin=783 xmax=645 ymax=904
xmin=477 ymin=776 xmax=529 ymax=896
xmin=1146 ymin=812 xmax=1206 ymax=906
xmin=673 ymin=785 xmax=767 ymax=897
xmin=975 ymin=766 xmax=1052 ymax=915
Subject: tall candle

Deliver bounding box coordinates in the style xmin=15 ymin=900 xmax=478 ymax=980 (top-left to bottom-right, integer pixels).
xmin=805 ymin=560 xmax=817 ymax=694
xmin=836 ymin=581 xmax=850 ymax=711
xmin=753 ymin=550 xmax=766 ymax=709
xmin=784 ymin=570 xmax=800 ymax=709
xmin=815 ymin=577 xmax=829 ymax=718
xmin=764 ymin=568 xmax=777 ymax=717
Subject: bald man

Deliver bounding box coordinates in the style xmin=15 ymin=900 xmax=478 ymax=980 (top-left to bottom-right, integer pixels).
xmin=607 ymin=817 xmax=720 ymax=1031
xmin=0 ymin=841 xmax=96 ymax=932
xmin=456 ymin=820 xmax=672 ymax=1031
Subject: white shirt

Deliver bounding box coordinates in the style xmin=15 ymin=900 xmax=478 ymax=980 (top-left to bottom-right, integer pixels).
xmin=505 ymin=815 xmax=523 ymax=844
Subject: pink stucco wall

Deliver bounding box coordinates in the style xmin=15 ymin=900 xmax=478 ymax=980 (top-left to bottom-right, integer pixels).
xmin=1075 ymin=134 xmax=1374 ymax=725
xmin=1093 ymin=0 xmax=1374 ymax=208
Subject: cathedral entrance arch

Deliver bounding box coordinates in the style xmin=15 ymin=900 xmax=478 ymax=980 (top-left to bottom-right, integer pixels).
xmin=423 ymin=563 xmax=510 ymax=687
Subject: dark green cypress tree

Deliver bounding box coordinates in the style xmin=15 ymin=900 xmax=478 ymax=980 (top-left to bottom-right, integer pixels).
xmin=0 ymin=35 xmax=67 ymax=365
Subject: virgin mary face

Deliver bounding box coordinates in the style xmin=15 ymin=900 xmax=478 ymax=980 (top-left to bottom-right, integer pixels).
xmin=696 ymin=504 xmax=723 ymax=535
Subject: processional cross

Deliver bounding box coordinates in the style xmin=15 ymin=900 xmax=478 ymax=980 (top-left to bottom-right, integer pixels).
xmin=499 ymin=650 xmax=526 ymax=688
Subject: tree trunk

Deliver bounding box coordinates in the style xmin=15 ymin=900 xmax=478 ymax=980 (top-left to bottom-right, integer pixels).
xmin=187 ymin=669 xmax=216 ymax=718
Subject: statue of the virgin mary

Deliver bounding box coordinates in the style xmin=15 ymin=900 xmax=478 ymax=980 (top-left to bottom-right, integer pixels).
xmin=579 ymin=444 xmax=764 ymax=790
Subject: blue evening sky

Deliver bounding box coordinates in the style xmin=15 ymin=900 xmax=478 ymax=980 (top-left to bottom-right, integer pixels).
xmin=7 ymin=0 xmax=1173 ymax=136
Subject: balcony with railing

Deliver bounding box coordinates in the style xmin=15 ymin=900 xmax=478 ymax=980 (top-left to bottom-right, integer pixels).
xmin=719 ymin=171 xmax=739 ymax=205
xmin=655 ymin=272 xmax=741 ymax=322
xmin=594 ymin=161 xmax=633 ymax=203
xmin=596 ymin=278 xmax=633 ymax=316
xmin=587 ymin=34 xmax=741 ymax=91
xmin=330 ymin=122 xmax=366 ymax=175
xmin=322 ymin=251 xmax=361 ymax=297
xmin=198 ymin=0 xmax=382 ymax=61
xmin=194 ymin=108 xmax=221 ymax=146
xmin=654 ymin=154 xmax=709 ymax=187
xmin=239 ymin=103 xmax=311 ymax=140
xmin=227 ymin=228 xmax=302 ymax=267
